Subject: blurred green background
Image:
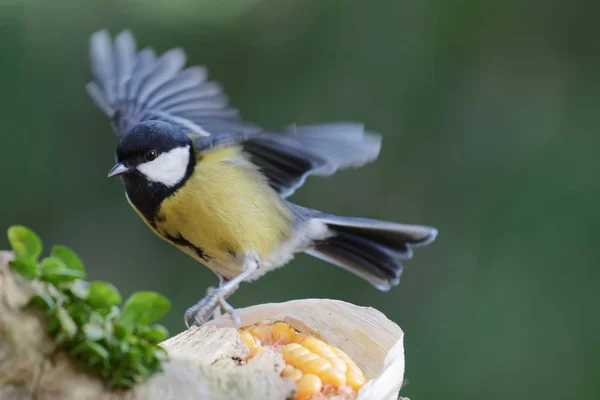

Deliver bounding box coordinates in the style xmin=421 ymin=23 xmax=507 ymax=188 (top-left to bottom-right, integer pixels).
xmin=1 ymin=0 xmax=598 ymax=398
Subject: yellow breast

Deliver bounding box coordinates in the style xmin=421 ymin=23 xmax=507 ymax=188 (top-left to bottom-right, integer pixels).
xmin=139 ymin=146 xmax=292 ymax=278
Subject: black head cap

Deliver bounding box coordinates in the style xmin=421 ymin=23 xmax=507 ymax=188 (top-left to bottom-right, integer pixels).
xmin=116 ymin=120 xmax=192 ymax=164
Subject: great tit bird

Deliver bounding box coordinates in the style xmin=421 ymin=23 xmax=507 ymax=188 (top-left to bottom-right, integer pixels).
xmin=86 ymin=30 xmax=438 ymax=327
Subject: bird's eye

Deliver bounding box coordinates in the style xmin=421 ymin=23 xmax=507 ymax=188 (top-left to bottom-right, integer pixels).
xmin=145 ymin=150 xmax=158 ymax=161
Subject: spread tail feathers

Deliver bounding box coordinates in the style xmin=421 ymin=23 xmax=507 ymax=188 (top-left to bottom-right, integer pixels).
xmin=305 ymin=213 xmax=438 ymax=291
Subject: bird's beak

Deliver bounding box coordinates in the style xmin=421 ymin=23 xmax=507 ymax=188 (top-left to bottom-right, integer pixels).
xmin=107 ymin=162 xmax=131 ymax=178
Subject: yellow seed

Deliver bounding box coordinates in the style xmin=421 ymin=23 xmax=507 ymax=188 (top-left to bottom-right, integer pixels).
xmin=302 ymin=337 xmax=337 ymax=359
xmin=281 ymin=364 xmax=295 ymax=377
xmin=294 ymin=353 xmax=319 ymax=367
xmin=327 ymin=356 xmax=348 ymax=374
xmin=333 ymin=347 xmax=353 ymax=363
xmin=316 ymin=348 xmax=337 ymax=360
xmin=288 ymin=368 xmax=303 ymax=382
xmin=247 ymin=347 xmax=263 ymax=360
xmin=301 ymin=358 xmax=332 ymax=375
xmin=296 ymin=374 xmax=322 ymax=400
xmin=240 ymin=331 xmax=256 ymax=351
xmin=285 ymin=347 xmax=310 ymax=364
xmin=320 ymin=367 xmax=346 ymax=388
xmin=292 ymin=333 xmax=308 ymax=343
xmin=300 ymin=337 xmax=327 ymax=352
xmin=271 ymin=322 xmax=295 ymax=343
xmin=281 ymin=343 xmax=302 ymax=358
xmin=250 ymin=326 xmax=271 ymax=343
xmin=347 ymin=369 xmax=366 ymax=390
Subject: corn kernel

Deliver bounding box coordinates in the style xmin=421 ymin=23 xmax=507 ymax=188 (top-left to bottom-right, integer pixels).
xmin=281 ymin=343 xmax=302 ymax=358
xmin=333 ymin=348 xmax=353 ymax=363
xmin=347 ymin=369 xmax=366 ymax=390
xmin=240 ymin=331 xmax=256 ymax=351
xmin=320 ymin=367 xmax=346 ymax=387
xmin=294 ymin=352 xmax=320 ymax=367
xmin=327 ymin=356 xmax=348 ymax=374
xmin=250 ymin=326 xmax=271 ymax=343
xmin=285 ymin=347 xmax=310 ymax=364
xmin=288 ymin=368 xmax=303 ymax=382
xmin=296 ymin=374 xmax=322 ymax=400
xmin=300 ymin=337 xmax=327 ymax=352
xmin=292 ymin=333 xmax=308 ymax=343
xmin=301 ymin=358 xmax=332 ymax=375
xmin=271 ymin=322 xmax=295 ymax=343
xmin=302 ymin=337 xmax=337 ymax=359
xmin=281 ymin=364 xmax=296 ymax=377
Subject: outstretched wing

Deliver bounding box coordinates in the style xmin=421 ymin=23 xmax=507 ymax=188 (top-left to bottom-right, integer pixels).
xmin=87 ymin=31 xmax=383 ymax=197
xmin=86 ymin=30 xmax=259 ymax=137
xmin=194 ymin=122 xmax=382 ymax=198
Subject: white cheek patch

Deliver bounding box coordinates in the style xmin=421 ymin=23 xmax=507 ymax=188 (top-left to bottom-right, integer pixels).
xmin=137 ymin=145 xmax=190 ymax=187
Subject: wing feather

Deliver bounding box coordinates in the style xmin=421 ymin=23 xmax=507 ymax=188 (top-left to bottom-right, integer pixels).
xmin=86 ymin=30 xmax=257 ymax=136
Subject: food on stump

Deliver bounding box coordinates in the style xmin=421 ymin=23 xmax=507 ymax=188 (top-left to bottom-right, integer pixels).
xmin=209 ymin=299 xmax=405 ymax=400
xmin=240 ymin=321 xmax=367 ymax=400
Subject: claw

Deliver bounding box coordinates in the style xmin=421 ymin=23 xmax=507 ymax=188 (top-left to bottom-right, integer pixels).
xmin=183 ymin=254 xmax=259 ymax=330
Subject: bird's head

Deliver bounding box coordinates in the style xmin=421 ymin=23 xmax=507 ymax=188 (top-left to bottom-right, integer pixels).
xmin=108 ymin=120 xmax=195 ymax=188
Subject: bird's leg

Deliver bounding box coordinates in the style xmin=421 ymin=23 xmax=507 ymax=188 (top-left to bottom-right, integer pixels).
xmin=195 ymin=273 xmax=226 ymax=319
xmin=211 ymin=274 xmax=225 ymax=320
xmin=210 ymin=274 xmax=240 ymax=327
xmin=184 ymin=254 xmax=258 ymax=328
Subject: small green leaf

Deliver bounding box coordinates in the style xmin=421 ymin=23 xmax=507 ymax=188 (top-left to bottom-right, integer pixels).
xmin=88 ymin=281 xmax=122 ymax=309
xmin=66 ymin=280 xmax=89 ymax=299
xmin=88 ymin=355 xmax=101 ymax=366
xmin=7 ymin=225 xmax=42 ymax=260
xmin=9 ymin=257 xmax=39 ymax=280
xmin=111 ymin=377 xmax=133 ymax=388
xmin=41 ymin=257 xmax=86 ymax=284
xmin=114 ymin=322 xmax=129 ymax=338
xmin=41 ymin=256 xmax=66 ymax=271
xmin=83 ymin=323 xmax=104 ymax=341
xmin=120 ymin=291 xmax=171 ymax=330
xmin=141 ymin=325 xmax=169 ymax=344
xmin=45 ymin=284 xmax=70 ymax=308
xmin=118 ymin=339 xmax=130 ymax=354
xmin=51 ymin=245 xmax=84 ymax=272
xmin=65 ymin=301 xmax=92 ymax=325
xmin=27 ymin=292 xmax=56 ymax=311
xmin=58 ymin=307 xmax=77 ymax=338
xmin=127 ymin=335 xmax=140 ymax=346
xmin=137 ymin=364 xmax=153 ymax=377
xmin=70 ymin=341 xmax=110 ymax=360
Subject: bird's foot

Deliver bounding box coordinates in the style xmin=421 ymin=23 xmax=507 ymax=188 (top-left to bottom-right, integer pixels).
xmin=184 ymin=286 xmax=218 ymax=327
xmin=184 ymin=254 xmax=258 ymax=329
xmin=184 ymin=286 xmax=241 ymax=328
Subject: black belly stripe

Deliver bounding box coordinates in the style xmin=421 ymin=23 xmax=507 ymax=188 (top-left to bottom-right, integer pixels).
xmin=164 ymin=232 xmax=211 ymax=262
